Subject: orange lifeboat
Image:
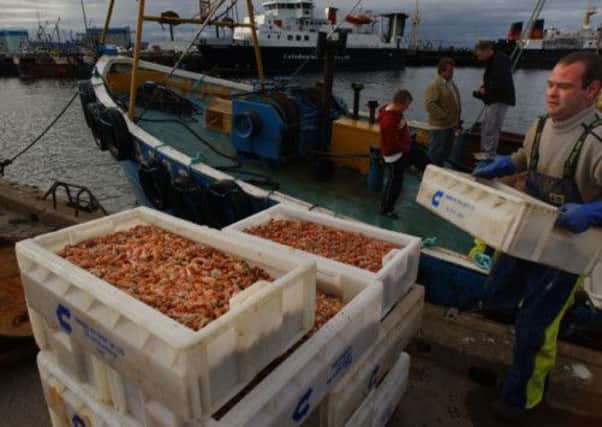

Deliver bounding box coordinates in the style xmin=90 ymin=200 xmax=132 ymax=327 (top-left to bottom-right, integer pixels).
xmin=345 ymin=14 xmax=374 ymax=25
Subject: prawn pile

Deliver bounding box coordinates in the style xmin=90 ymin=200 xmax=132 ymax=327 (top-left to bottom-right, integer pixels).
xmin=57 ymin=224 xmax=272 ymax=331
xmin=313 ymin=291 xmax=344 ymax=333
xmin=245 ymin=219 xmax=398 ymax=273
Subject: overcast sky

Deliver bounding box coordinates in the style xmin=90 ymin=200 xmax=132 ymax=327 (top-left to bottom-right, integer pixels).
xmin=0 ymin=0 xmax=597 ymax=46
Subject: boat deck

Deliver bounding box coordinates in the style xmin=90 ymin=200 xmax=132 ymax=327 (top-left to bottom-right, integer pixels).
xmin=135 ymin=102 xmax=475 ymax=255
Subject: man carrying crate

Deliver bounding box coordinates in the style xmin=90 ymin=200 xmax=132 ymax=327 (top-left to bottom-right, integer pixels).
xmin=473 ymin=52 xmax=602 ymax=420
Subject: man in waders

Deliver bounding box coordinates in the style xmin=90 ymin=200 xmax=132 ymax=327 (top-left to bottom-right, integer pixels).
xmin=473 ymin=51 xmax=602 ymax=420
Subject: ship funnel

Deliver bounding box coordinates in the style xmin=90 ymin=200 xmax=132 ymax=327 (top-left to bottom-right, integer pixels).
xmin=383 ymin=13 xmax=408 ymax=45
xmin=507 ymin=22 xmax=523 ymax=41
xmin=529 ymin=19 xmax=544 ymax=39
xmin=325 ymin=7 xmax=338 ymax=25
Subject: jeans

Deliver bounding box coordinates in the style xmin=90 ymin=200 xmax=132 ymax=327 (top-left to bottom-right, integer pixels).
xmin=427 ymin=128 xmax=455 ymax=167
xmin=481 ymin=103 xmax=509 ymax=159
xmin=380 ymin=156 xmax=405 ymax=213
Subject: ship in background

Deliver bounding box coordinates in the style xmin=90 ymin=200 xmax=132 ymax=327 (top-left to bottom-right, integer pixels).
xmin=407 ymin=3 xmax=602 ymax=68
xmin=0 ymin=28 xmax=27 ymax=76
xmin=196 ymin=0 xmax=409 ymax=75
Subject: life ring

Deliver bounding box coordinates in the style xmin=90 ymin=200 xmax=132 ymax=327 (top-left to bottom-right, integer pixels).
xmin=233 ymin=110 xmax=261 ymax=139
xmin=79 ymin=81 xmax=97 ymax=128
xmin=345 ymin=14 xmax=374 ymax=25
xmin=169 ymin=175 xmax=205 ymax=224
xmin=99 ymin=107 xmax=133 ymax=161
xmin=85 ymin=102 xmax=108 ymax=151
xmin=138 ymin=159 xmax=172 ymax=210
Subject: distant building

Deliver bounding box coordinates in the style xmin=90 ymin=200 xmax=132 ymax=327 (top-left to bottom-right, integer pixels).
xmin=84 ymin=27 xmax=131 ymax=48
xmin=0 ymin=28 xmax=29 ymax=54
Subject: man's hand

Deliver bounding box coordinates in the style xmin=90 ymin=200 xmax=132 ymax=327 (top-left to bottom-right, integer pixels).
xmin=472 ymin=156 xmax=516 ymax=179
xmin=556 ymin=202 xmax=602 ymax=233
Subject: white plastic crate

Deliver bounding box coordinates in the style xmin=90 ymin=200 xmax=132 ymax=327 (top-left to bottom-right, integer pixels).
xmin=416 ymin=165 xmax=602 ymax=275
xmin=38 ymin=351 xmax=142 ymax=427
xmin=312 ymin=285 xmax=423 ymax=427
xmin=224 ymin=203 xmax=421 ymax=317
xmin=17 ymin=207 xmax=316 ymax=423
xmin=206 ymin=272 xmax=383 ymax=427
xmin=344 ymin=352 xmax=410 ymax=427
xmin=99 ymin=271 xmax=382 ymax=427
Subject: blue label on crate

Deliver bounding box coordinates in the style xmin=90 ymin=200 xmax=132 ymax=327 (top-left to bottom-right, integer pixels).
xmin=292 ymin=387 xmax=313 ymax=422
xmin=326 ymin=346 xmax=353 ymax=385
xmin=431 ymin=189 xmax=475 ymax=220
xmin=72 ymin=415 xmax=86 ymax=427
xmin=377 ymin=405 xmax=394 ymax=427
xmin=55 ymin=303 xmax=125 ymax=360
xmin=368 ymin=364 xmax=381 ymax=389
xmin=56 ymin=304 xmax=72 ymax=334
xmin=432 ymin=190 xmax=444 ymax=207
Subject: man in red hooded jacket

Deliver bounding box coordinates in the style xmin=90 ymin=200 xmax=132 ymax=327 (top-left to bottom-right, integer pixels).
xmin=378 ymin=89 xmax=413 ymax=219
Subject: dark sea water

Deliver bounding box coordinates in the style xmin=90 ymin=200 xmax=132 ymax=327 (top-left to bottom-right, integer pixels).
xmin=0 ymin=67 xmax=550 ymax=214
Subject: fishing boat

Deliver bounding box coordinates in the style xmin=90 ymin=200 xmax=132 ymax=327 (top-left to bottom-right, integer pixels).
xmin=72 ymin=0 xmax=602 ymax=422
xmin=78 ymin=0 xmax=570 ymax=303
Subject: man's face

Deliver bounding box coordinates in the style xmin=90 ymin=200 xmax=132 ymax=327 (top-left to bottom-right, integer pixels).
xmin=398 ymin=100 xmax=411 ymax=113
xmin=475 ymin=48 xmax=492 ymax=62
xmin=440 ymin=65 xmax=454 ymax=81
xmin=546 ymin=62 xmax=601 ymax=121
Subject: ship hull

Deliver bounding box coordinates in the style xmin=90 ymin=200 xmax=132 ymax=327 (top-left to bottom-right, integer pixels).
xmin=197 ymin=44 xmax=406 ymax=75
xmin=0 ymin=54 xmax=18 ymax=77
xmin=405 ymin=42 xmax=593 ymax=69
xmin=14 ymin=56 xmax=93 ymax=79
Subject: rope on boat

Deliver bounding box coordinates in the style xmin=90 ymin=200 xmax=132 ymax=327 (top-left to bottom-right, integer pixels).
xmin=0 ymin=90 xmax=79 ymax=176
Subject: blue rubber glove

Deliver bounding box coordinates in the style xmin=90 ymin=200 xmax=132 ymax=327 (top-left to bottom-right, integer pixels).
xmin=472 ymin=156 xmax=516 ymax=179
xmin=556 ymin=201 xmax=602 ymax=233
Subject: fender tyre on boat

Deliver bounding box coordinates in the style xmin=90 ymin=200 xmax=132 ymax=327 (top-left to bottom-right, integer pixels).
xmin=79 ymin=81 xmax=97 ymax=128
xmin=138 ymin=159 xmax=171 ymax=210
xmin=100 ymin=107 xmax=133 ymax=161
xmin=85 ymin=102 xmax=108 ymax=151
xmin=169 ymin=175 xmax=205 ymax=224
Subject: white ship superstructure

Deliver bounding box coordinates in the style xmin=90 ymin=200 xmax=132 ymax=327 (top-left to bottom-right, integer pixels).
xmin=232 ymin=0 xmax=406 ymax=49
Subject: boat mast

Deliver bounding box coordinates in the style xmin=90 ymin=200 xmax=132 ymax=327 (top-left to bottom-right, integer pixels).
xmin=80 ymin=0 xmax=89 ymax=33
xmin=128 ymin=0 xmax=146 ymax=120
xmin=583 ymin=1 xmax=598 ymax=29
xmin=101 ymin=0 xmax=116 ymax=44
xmin=245 ymin=0 xmax=264 ymax=79
xmin=511 ymin=0 xmax=546 ymax=71
xmin=408 ymin=0 xmax=420 ymax=50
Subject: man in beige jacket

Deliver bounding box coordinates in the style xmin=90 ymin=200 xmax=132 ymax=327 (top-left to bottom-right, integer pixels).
xmin=424 ymin=57 xmax=462 ymax=166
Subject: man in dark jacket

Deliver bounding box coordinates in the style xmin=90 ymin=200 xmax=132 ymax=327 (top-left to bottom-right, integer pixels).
xmin=474 ymin=41 xmax=516 ymax=160
xmin=378 ymin=89 xmax=413 ymax=219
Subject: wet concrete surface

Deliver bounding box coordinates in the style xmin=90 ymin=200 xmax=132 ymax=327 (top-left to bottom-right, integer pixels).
xmin=395 ymin=352 xmax=600 ymax=427
xmin=1 ymin=348 xmax=599 ymax=427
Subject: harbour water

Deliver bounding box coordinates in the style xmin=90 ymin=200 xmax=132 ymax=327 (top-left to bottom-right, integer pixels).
xmin=0 ymin=66 xmax=550 ymax=215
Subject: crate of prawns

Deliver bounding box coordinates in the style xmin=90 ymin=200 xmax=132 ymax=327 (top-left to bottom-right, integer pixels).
xmin=16 ymin=207 xmax=316 ymax=422
xmin=224 ymin=203 xmax=421 ymax=317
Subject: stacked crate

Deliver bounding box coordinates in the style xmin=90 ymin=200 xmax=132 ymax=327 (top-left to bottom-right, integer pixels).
xmin=18 ymin=205 xmax=424 ymax=427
